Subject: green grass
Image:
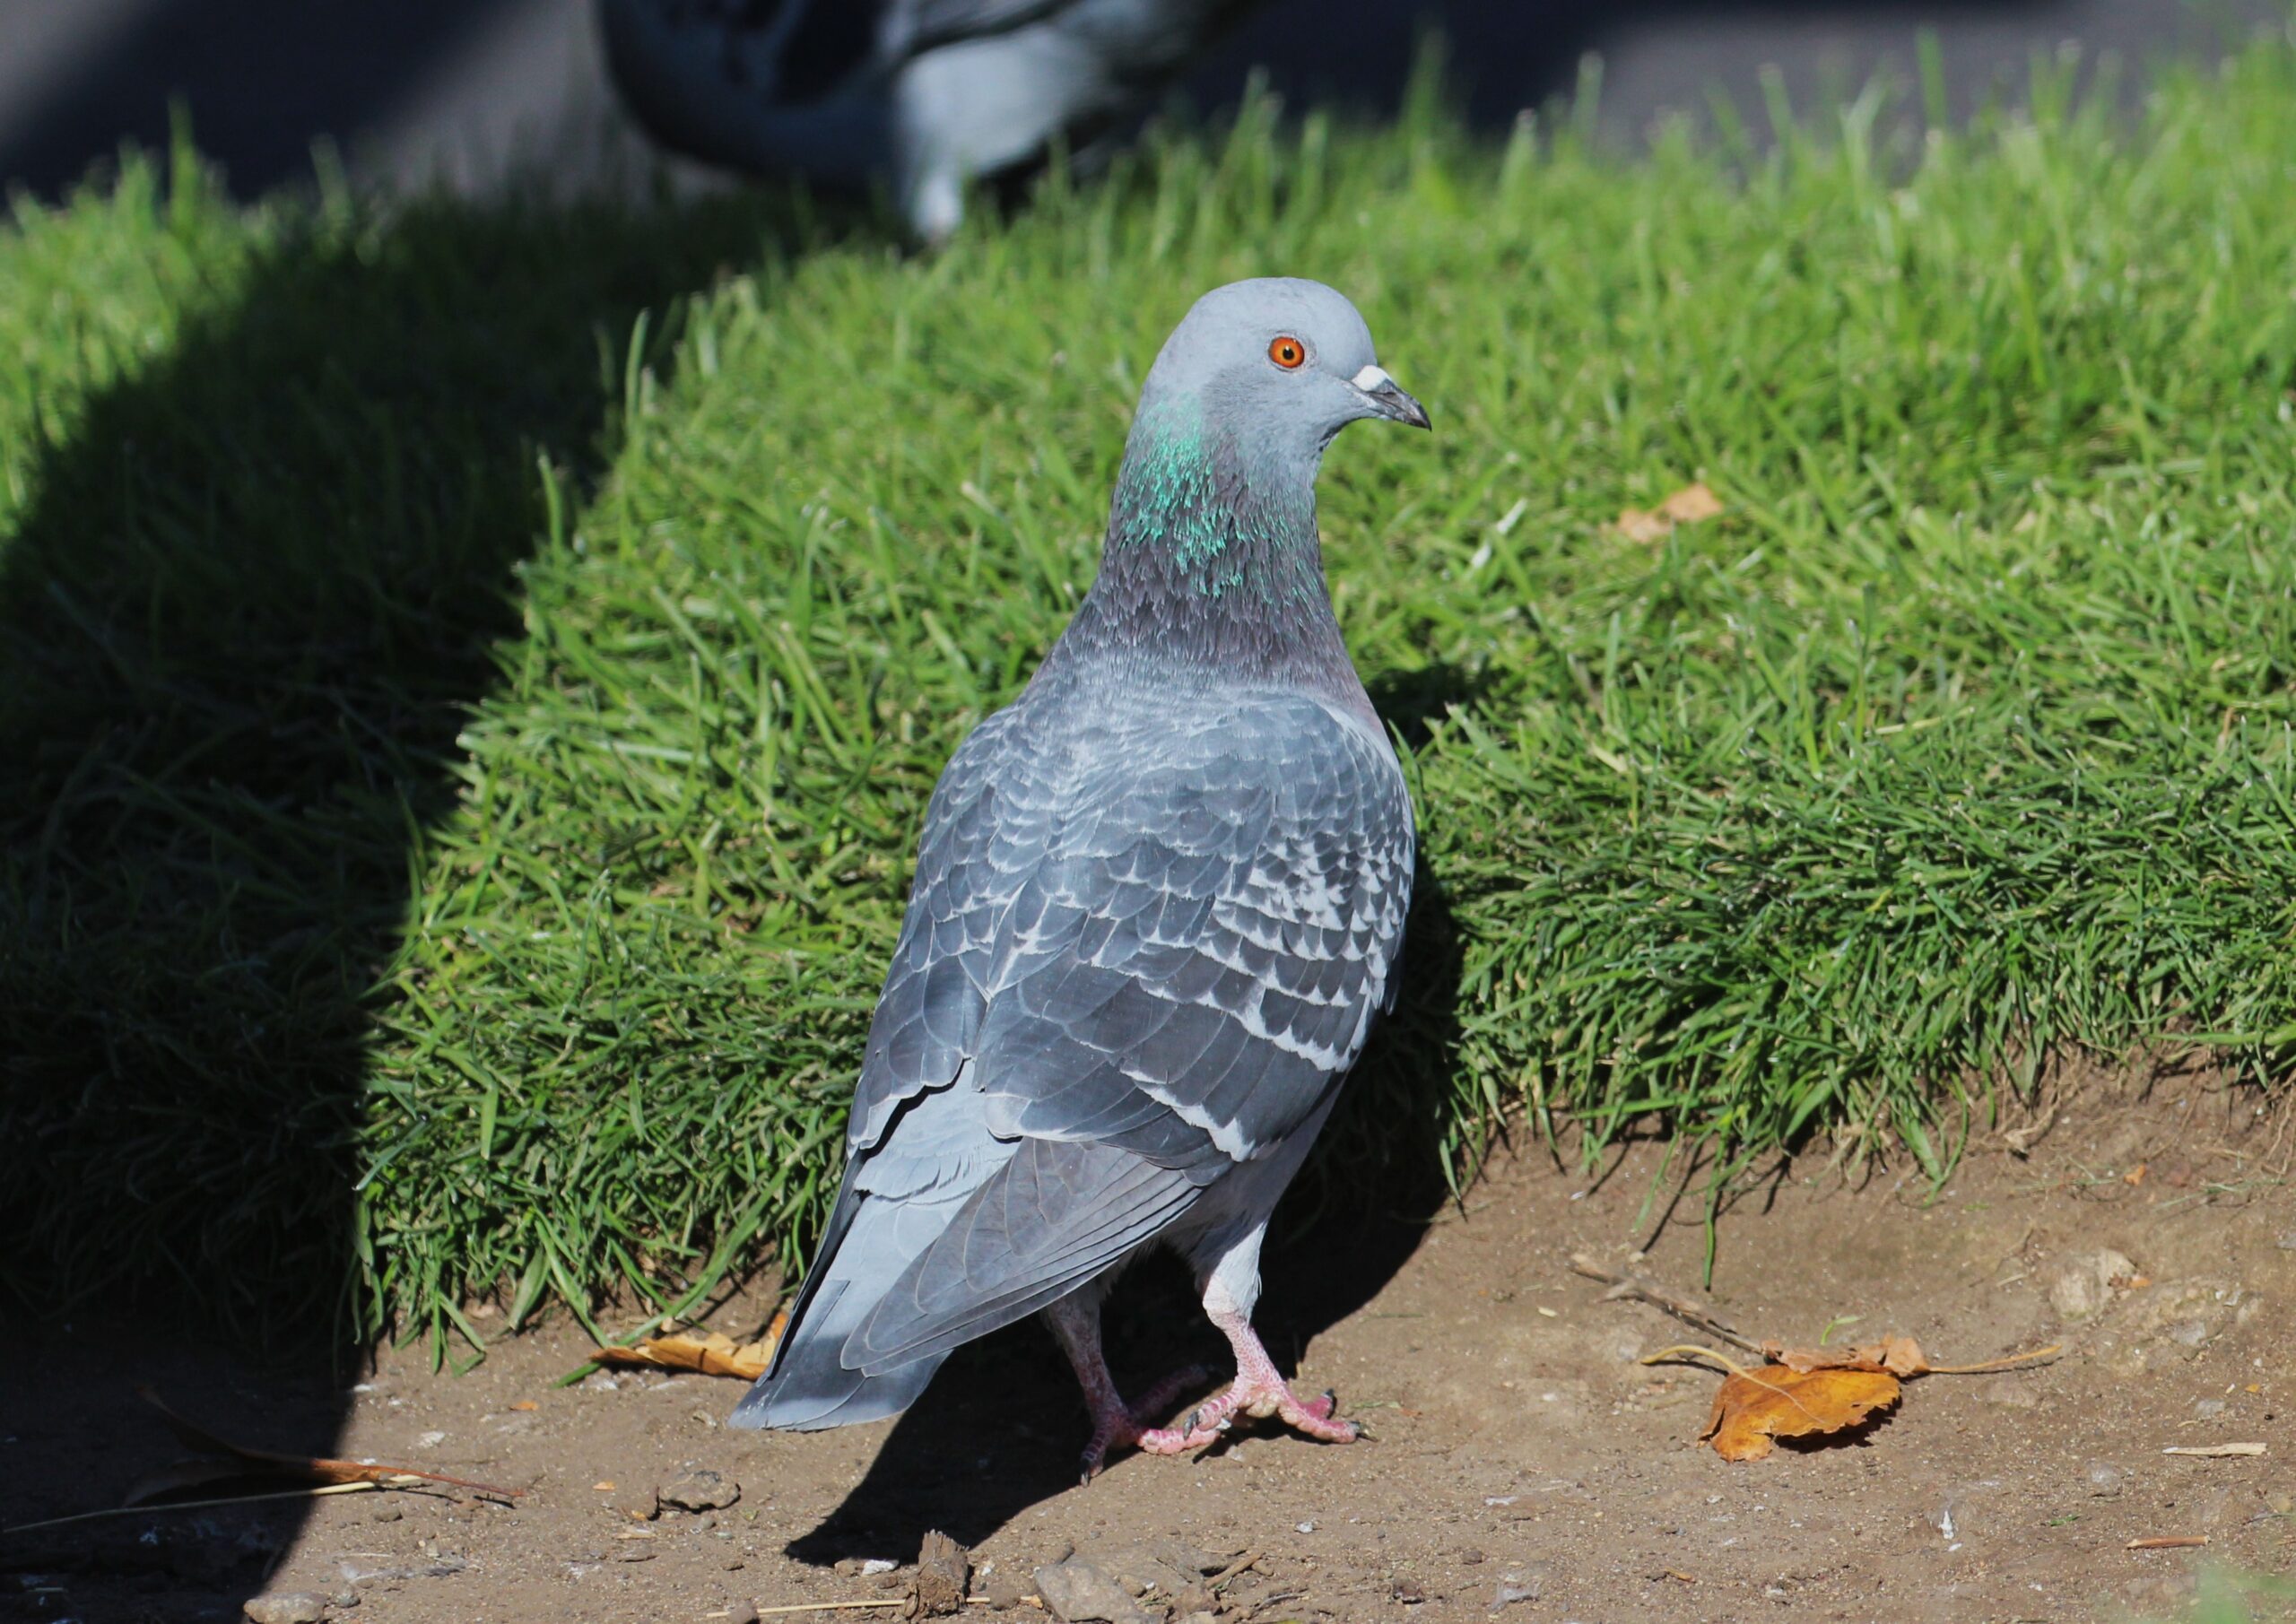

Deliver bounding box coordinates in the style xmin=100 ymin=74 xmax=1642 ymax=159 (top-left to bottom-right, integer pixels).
xmin=9 ymin=27 xmax=2296 ymax=1349
xmin=2148 ymin=1568 xmax=2296 ymax=1624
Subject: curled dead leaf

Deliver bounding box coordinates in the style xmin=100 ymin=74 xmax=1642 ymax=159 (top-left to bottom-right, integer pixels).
xmin=127 ymin=1387 xmax=520 ymax=1504
xmin=1764 ymin=1333 xmax=1930 ymax=1378
xmin=1700 ymin=1364 xmax=1900 ymax=1462
xmin=596 ymin=1310 xmax=788 ymax=1381
xmin=1615 ymin=482 xmax=1724 ymax=543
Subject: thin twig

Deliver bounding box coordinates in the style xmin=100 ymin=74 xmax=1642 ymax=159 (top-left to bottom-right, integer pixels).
xmin=1209 ymin=1550 xmax=1262 ymax=1589
xmin=732 ymin=1597 xmax=1049 ymax=1618
xmin=1569 ymin=1255 xmax=1765 ymax=1355
xmin=4 ymin=1481 xmax=377 ymax=1535
xmin=1926 ymin=1344 xmax=2062 ymax=1376
xmin=749 ymin=1602 xmax=908 ymax=1616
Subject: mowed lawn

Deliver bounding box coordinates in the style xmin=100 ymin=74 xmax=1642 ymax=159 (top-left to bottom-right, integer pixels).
xmin=6 ymin=37 xmax=2296 ymax=1354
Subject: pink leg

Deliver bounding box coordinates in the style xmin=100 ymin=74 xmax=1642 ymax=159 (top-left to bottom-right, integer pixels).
xmin=1130 ymin=1307 xmax=1361 ymax=1455
xmin=1042 ymin=1296 xmax=1213 ymax=1482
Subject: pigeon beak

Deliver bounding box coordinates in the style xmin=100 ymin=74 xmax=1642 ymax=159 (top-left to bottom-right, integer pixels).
xmin=1352 ymin=364 xmax=1431 ymax=430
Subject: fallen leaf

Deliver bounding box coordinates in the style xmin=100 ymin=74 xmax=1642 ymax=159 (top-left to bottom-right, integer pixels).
xmin=1764 ymin=1333 xmax=1930 ymax=1378
xmin=1658 ymin=482 xmax=1724 ymax=523
xmin=1615 ymin=482 xmax=1724 ymax=543
xmin=128 ymin=1388 xmax=520 ymax=1503
xmin=1700 ymin=1364 xmax=1900 ymax=1462
xmin=1614 ymin=508 xmax=1674 ymax=543
xmin=595 ymin=1312 xmax=787 ymax=1381
xmin=509 ymin=1401 xmax=538 ymax=1412
xmin=594 ymin=1481 xmax=617 ymax=1491
xmin=2124 ymin=1162 xmax=2149 ymax=1187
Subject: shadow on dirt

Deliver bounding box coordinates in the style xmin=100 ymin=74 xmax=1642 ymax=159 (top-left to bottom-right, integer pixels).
xmin=0 ymin=170 xmax=866 ymax=1612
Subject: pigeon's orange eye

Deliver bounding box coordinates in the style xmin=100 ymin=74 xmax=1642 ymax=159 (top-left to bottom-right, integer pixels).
xmin=1268 ymin=334 xmax=1306 ymax=369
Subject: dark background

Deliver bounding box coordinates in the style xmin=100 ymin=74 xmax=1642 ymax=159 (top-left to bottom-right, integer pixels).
xmin=1 ymin=0 xmax=2285 ymax=201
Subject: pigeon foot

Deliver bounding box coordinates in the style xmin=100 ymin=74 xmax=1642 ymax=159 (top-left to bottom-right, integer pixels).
xmin=1131 ymin=1374 xmax=1360 ymax=1454
xmin=1076 ymin=1363 xmax=1217 ymax=1481
xmin=1132 ymin=1306 xmax=1360 ymax=1454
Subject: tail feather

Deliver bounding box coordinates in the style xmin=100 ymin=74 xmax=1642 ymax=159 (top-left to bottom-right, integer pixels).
xmin=733 ymin=1274 xmax=950 ymax=1430
xmin=731 ymin=1172 xmax=957 ymax=1430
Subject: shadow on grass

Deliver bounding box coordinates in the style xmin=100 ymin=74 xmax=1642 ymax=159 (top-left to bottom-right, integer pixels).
xmin=0 ymin=165 xmax=861 ymax=1608
xmin=786 ymin=772 xmax=1471 ymax=1559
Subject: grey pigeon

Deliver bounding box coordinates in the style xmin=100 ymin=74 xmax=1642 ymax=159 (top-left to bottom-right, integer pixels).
xmin=731 ymin=277 xmax=1427 ymax=1478
xmin=598 ymin=0 xmax=1265 ymax=240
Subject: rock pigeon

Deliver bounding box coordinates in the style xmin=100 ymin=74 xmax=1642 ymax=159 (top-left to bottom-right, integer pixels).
xmin=597 ymin=0 xmax=1265 ymax=240
xmin=732 ymin=277 xmax=1427 ymax=1478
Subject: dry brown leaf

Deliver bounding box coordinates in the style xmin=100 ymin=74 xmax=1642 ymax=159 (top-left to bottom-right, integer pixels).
xmin=596 ymin=1311 xmax=788 ymax=1381
xmin=1658 ymin=482 xmax=1724 ymax=523
xmin=1613 ymin=508 xmax=1673 ymax=543
xmin=1700 ymin=1364 xmax=1900 ymax=1462
xmin=1615 ymin=482 xmax=1724 ymax=543
xmin=133 ymin=1387 xmax=520 ymax=1501
xmin=1764 ymin=1333 xmax=1930 ymax=1378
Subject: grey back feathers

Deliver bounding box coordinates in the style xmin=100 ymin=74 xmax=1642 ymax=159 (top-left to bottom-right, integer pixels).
xmin=733 ymin=279 xmax=1415 ymax=1433
xmin=600 ymin=0 xmax=1265 ymax=239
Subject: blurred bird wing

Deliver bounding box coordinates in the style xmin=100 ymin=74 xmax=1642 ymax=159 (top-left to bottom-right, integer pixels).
xmin=887 ymin=0 xmax=1073 ymax=56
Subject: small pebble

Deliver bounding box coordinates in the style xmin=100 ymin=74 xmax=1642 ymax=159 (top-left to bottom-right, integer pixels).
xmin=728 ymin=1603 xmax=761 ymax=1624
xmin=2163 ymin=1318 xmax=2211 ymax=1348
xmin=984 ymin=1573 xmax=1026 ymax=1610
xmin=243 ymin=1595 xmax=326 ymax=1624
xmin=1976 ymin=1376 xmax=2039 ymax=1410
xmin=2085 ymin=1462 xmax=2126 ymax=1498
xmin=2195 ymin=1398 xmax=2228 ymax=1419
xmin=660 ymin=1468 xmax=740 ymax=1512
xmin=2049 ymin=1249 xmax=2136 ymax=1321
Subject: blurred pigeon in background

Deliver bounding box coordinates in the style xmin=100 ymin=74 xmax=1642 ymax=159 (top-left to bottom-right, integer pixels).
xmin=598 ymin=0 xmax=1265 ymax=239
xmin=732 ymin=277 xmax=1427 ymax=1478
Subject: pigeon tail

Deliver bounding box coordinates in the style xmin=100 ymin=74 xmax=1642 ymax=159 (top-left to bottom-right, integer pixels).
xmin=730 ymin=1185 xmax=954 ymax=1429
xmin=731 ymin=1283 xmax=948 ymax=1429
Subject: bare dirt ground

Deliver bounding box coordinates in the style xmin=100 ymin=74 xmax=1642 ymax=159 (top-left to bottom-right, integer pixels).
xmin=6 ymin=1075 xmax=2292 ymax=1624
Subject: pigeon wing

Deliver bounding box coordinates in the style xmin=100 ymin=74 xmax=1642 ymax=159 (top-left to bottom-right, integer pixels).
xmin=837 ymin=693 xmax=1413 ymax=1368
xmin=844 ymin=702 xmax=1054 ymax=1153
xmin=975 ymin=692 xmax=1414 ymax=1166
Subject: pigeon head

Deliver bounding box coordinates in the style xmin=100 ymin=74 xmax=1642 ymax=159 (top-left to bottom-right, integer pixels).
xmin=1133 ymin=277 xmax=1431 ymax=456
xmin=1068 ymin=277 xmax=1427 ymax=675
